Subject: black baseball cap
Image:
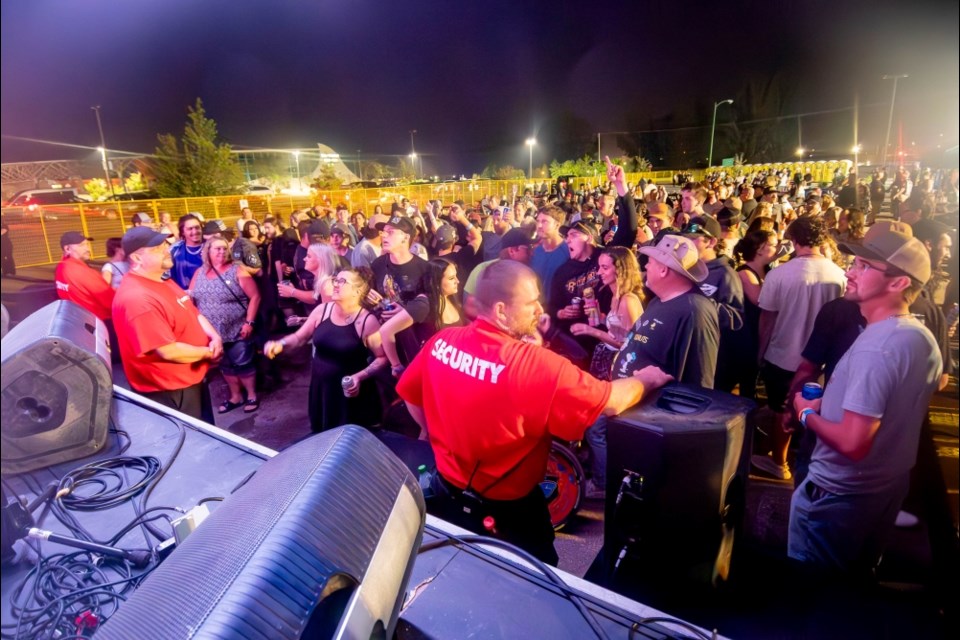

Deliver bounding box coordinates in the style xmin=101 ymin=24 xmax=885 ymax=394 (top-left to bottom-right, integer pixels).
xmin=122 ymin=227 xmax=171 ymax=255
xmin=60 ymin=231 xmax=93 ymax=249
xmin=500 ymin=227 xmax=536 ymax=250
xmin=376 ymin=214 xmax=416 ymax=236
xmin=203 ymin=219 xmax=227 ymax=236
xmin=683 ymin=215 xmax=721 ymax=239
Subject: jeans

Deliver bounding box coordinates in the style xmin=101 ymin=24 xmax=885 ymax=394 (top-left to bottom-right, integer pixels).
xmin=585 ymin=415 xmax=608 ymax=487
xmin=788 ymin=476 xmax=908 ymax=576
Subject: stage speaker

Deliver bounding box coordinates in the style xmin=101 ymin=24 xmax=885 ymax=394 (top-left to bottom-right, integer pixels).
xmin=1 ymin=300 xmax=112 ymax=474
xmin=602 ymin=383 xmax=754 ymax=586
xmin=96 ymin=426 xmax=426 ymax=640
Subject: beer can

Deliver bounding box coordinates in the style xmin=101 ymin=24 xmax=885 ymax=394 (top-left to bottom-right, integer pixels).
xmin=801 ymin=382 xmax=823 ymax=400
xmin=341 ymin=376 xmax=354 ymax=393
xmin=571 ymin=297 xmax=582 ymax=307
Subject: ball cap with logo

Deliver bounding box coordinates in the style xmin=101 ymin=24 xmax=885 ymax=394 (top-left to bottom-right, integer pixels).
xmin=638 ymin=234 xmax=709 ymax=283
xmin=376 ymin=215 xmax=416 ymax=236
xmin=838 ymin=220 xmax=931 ymax=284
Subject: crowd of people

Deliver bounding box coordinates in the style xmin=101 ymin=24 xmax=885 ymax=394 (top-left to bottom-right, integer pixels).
xmin=49 ymin=159 xmax=957 ymax=576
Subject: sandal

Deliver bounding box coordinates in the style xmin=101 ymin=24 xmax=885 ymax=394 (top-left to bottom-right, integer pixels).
xmin=243 ymin=398 xmax=260 ymax=413
xmin=218 ymin=399 xmax=244 ymax=414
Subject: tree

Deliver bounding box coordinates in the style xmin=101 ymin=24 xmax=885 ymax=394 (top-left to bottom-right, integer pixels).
xmin=153 ymin=98 xmax=245 ymax=197
xmin=309 ymin=164 xmax=341 ymax=190
xmin=124 ymin=172 xmax=147 ymax=193
xmin=83 ymin=178 xmax=112 ymax=201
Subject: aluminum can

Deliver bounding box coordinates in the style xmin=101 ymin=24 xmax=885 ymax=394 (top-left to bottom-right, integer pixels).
xmin=801 ymin=382 xmax=823 ymax=400
xmin=341 ymin=376 xmax=354 ymax=395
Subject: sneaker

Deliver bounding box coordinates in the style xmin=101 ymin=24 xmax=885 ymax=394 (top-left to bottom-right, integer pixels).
xmin=584 ymin=479 xmax=605 ymax=500
xmin=751 ymin=454 xmax=792 ymax=480
xmin=895 ymin=510 xmax=919 ymax=528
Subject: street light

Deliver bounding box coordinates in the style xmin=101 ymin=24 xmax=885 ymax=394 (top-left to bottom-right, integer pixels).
xmin=708 ymin=99 xmax=733 ymax=169
xmin=91 ymin=105 xmax=116 ymax=199
xmin=851 ymin=144 xmax=861 ymax=172
xmin=292 ymin=150 xmax=301 ymax=193
xmin=795 ymin=147 xmax=806 ymax=158
xmin=409 ymin=153 xmax=418 ymax=179
xmin=525 ymin=138 xmax=537 ymax=179
xmin=881 ymin=74 xmax=907 ymax=170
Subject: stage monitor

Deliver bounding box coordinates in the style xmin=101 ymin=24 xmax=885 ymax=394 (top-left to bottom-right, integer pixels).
xmin=96 ymin=426 xmax=426 ymax=640
xmin=1 ymin=300 xmax=112 ymax=474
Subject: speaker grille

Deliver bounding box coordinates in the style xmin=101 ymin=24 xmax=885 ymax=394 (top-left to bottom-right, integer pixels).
xmin=97 ymin=426 xmax=425 ymax=639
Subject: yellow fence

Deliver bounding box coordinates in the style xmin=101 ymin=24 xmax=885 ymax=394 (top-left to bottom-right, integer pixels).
xmin=0 ymin=163 xmax=847 ymax=268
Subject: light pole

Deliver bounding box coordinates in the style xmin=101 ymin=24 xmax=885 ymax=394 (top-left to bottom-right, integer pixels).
xmin=707 ymin=99 xmax=733 ymax=169
xmin=292 ymin=150 xmax=301 ymax=193
xmin=91 ymin=105 xmax=116 ymax=199
xmin=852 ymin=144 xmax=861 ymax=172
xmin=409 ymin=130 xmax=418 ymax=179
xmin=881 ymin=74 xmax=907 ymax=170
xmin=409 ymin=153 xmax=418 ymax=180
xmin=525 ymin=138 xmax=537 ymax=179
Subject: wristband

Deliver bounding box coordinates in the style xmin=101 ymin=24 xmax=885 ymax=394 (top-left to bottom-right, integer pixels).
xmin=798 ymin=408 xmax=816 ymax=428
xmin=243 ymin=320 xmax=254 ymax=327
xmin=279 ymin=338 xmax=287 ymax=349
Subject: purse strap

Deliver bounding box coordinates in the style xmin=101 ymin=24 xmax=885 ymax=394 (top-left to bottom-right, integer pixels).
xmin=210 ymin=265 xmax=248 ymax=314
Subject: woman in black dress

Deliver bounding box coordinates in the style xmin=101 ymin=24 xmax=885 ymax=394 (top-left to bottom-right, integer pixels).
xmin=264 ymin=268 xmax=386 ymax=432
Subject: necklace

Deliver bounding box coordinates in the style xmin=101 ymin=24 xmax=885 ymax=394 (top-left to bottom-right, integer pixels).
xmin=185 ymin=243 xmax=202 ymax=255
xmin=885 ymin=312 xmax=916 ymax=321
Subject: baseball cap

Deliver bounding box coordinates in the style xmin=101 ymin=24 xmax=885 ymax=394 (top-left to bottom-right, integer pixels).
xmin=331 ymin=222 xmax=352 ymax=238
xmin=307 ymin=219 xmax=331 ymax=238
xmin=638 ymin=234 xmax=709 ymax=283
xmin=500 ymin=227 xmax=536 ymax=250
xmin=368 ymin=213 xmax=390 ymax=230
xmin=646 ymin=202 xmax=673 ymax=223
xmin=435 ymin=224 xmax=457 ymax=247
xmin=838 ymin=221 xmax=931 ymax=284
xmin=722 ymin=196 xmax=742 ymax=212
xmin=683 ymin=215 xmax=721 ymax=239
xmin=122 ymin=227 xmax=171 ymax=255
xmin=560 ymin=219 xmax=599 ymax=244
xmin=132 ymin=212 xmax=152 ymax=224
xmin=376 ymin=214 xmax=416 ymax=236
xmin=203 ymin=219 xmax=227 ymax=236
xmin=60 ymin=231 xmax=93 ymax=249
xmin=642 ymin=183 xmax=658 ymax=197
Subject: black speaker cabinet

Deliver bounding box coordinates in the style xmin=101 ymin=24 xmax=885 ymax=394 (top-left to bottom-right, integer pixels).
xmin=97 ymin=426 xmax=426 ymax=640
xmin=603 ymin=383 xmax=755 ymax=585
xmin=1 ymin=300 xmax=112 ymax=474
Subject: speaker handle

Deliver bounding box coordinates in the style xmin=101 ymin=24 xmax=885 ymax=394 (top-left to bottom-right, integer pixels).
xmin=655 ymin=386 xmax=710 ymax=415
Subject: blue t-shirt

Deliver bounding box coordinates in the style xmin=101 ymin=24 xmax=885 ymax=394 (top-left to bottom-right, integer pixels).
xmin=530 ymin=243 xmax=569 ymax=307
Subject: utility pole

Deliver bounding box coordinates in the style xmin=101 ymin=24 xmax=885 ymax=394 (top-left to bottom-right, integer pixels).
xmin=91 ymin=106 xmax=116 ymax=199
xmin=708 ymin=99 xmax=733 ymax=169
xmin=881 ymin=74 xmax=908 ymax=170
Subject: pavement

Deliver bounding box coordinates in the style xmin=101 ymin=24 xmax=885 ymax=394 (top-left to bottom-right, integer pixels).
xmin=3 ymin=264 xmax=958 ymax=638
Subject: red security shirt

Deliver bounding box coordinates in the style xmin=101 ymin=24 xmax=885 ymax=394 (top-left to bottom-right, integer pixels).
xmin=111 ymin=272 xmax=210 ymax=393
xmin=397 ymin=318 xmax=611 ymax=500
xmin=55 ymin=257 xmax=114 ymax=320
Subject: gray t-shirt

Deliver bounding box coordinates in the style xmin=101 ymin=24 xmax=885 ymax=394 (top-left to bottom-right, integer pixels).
xmin=809 ymin=316 xmax=942 ymax=495
xmin=759 ymin=255 xmax=846 ymax=371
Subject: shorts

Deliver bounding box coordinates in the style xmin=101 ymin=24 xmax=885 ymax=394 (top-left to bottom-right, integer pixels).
xmin=761 ymin=361 xmax=795 ymax=412
xmin=221 ymin=339 xmax=256 ymax=376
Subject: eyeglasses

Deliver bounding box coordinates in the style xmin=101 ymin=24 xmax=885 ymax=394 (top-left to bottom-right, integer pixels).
xmin=848 ymin=258 xmax=889 ymax=274
xmin=332 ymin=278 xmax=355 ymax=287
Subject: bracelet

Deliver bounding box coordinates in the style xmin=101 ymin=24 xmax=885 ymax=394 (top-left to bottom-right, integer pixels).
xmin=798 ymin=408 xmax=816 ymax=428
xmin=243 ymin=320 xmax=254 ymax=327
xmin=278 ymin=338 xmax=287 ymax=349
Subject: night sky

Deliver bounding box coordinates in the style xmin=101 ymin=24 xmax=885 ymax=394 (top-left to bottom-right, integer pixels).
xmin=2 ymin=0 xmax=957 ymax=174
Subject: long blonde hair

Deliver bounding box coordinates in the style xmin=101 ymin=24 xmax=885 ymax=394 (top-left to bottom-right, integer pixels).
xmin=307 ymin=242 xmax=339 ymax=298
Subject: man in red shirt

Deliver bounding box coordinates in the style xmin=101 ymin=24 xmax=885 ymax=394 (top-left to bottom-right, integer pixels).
xmin=55 ymin=231 xmax=114 ymax=321
xmin=397 ymin=260 xmax=672 ymax=563
xmin=112 ymin=227 xmax=223 ymax=420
